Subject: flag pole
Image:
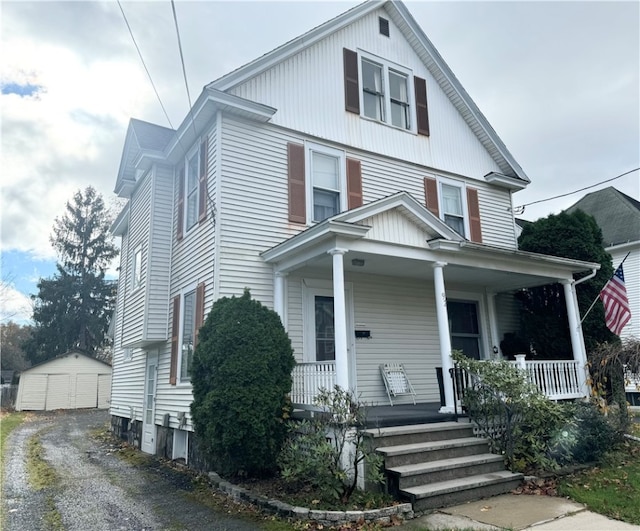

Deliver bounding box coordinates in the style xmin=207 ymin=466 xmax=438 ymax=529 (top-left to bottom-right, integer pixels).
xmin=580 ymin=251 xmax=631 ymax=323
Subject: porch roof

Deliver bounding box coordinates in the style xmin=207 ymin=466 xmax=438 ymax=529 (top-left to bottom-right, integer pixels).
xmin=262 ymin=193 xmax=600 ymax=292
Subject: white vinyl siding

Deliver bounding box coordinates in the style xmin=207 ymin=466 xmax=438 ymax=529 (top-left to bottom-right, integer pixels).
xmin=229 ymin=8 xmax=505 ymax=181
xmin=153 ymin=123 xmax=218 ymax=430
xmin=610 ymin=246 xmax=639 ymax=339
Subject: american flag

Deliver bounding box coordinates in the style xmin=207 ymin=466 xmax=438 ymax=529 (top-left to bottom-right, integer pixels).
xmin=599 ymin=264 xmax=631 ymax=336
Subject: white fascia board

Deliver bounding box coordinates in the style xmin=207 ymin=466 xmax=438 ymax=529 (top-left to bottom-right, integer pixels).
xmin=606 ymin=240 xmax=640 ymax=253
xmin=427 ymin=239 xmax=600 ymax=276
xmin=165 ymin=88 xmax=277 ymax=162
xmin=388 ymin=2 xmax=530 ymax=183
xmin=209 ymin=1 xmax=385 ymax=92
xmin=334 ymin=191 xmax=464 ymax=241
xmin=114 ymin=127 xmax=138 ymax=196
xmin=261 ymin=220 xmax=371 ymax=263
xmin=110 ymin=203 xmax=130 ymax=236
xmin=484 ymin=172 xmax=528 ymax=191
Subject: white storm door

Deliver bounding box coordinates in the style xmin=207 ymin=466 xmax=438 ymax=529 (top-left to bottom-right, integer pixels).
xmin=141 ymin=355 xmax=158 ymax=454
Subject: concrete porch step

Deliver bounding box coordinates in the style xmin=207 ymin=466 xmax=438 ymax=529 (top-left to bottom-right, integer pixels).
xmin=363 ymin=421 xmax=474 ymax=447
xmin=388 ymin=453 xmax=505 ymax=489
xmin=378 ymin=437 xmax=490 ymax=467
xmin=402 ymin=470 xmax=524 ymax=512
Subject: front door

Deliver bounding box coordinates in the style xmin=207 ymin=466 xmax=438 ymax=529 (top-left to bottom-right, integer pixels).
xmin=447 ymin=300 xmax=482 ymax=360
xmin=141 ymin=353 xmax=157 ymax=454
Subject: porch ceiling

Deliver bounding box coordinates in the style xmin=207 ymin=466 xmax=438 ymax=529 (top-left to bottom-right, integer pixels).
xmin=294 ymin=251 xmax=581 ymax=293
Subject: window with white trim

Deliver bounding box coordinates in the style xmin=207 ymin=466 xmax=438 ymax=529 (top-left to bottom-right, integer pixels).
xmin=448 ymin=300 xmax=482 ymax=360
xmin=132 ymin=247 xmax=142 ymax=290
xmin=307 ymin=143 xmax=346 ymax=223
xmin=441 ymin=183 xmax=465 ymax=235
xmin=360 ymin=53 xmax=412 ymax=131
xmin=185 ymin=149 xmax=199 ymax=230
xmin=180 ymin=289 xmax=196 ymax=382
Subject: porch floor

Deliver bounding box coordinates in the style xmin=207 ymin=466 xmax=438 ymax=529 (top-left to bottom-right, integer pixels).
xmin=364 ymin=402 xmax=457 ymax=428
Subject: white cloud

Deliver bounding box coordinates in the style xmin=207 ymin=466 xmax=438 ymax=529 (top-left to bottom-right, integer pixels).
xmin=0 ymin=282 xmax=33 ymax=324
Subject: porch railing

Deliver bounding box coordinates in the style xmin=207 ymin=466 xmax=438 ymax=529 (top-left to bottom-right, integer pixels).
xmin=290 ymin=361 xmax=336 ymax=407
xmin=511 ymin=359 xmax=584 ymax=400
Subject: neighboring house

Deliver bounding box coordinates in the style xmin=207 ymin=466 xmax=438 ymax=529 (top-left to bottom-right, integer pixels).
xmin=15 ymin=350 xmax=112 ymax=411
xmin=566 ymin=186 xmax=640 ymax=340
xmin=109 ymin=0 xmax=598 ymax=464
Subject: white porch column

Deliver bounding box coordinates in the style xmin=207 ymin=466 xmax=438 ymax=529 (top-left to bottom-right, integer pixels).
xmin=433 ymin=262 xmax=455 ymax=413
xmin=561 ymin=279 xmax=589 ymax=396
xmin=274 ymin=271 xmax=287 ymax=325
xmin=486 ymin=291 xmax=500 ymax=359
xmin=329 ymin=248 xmax=350 ymax=390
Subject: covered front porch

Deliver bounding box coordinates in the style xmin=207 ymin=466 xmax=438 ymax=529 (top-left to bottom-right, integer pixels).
xmin=263 ymin=193 xmax=599 ymax=413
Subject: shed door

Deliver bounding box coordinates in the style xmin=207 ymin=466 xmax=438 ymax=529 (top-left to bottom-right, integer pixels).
xmin=97 ymin=374 xmax=111 ymax=409
xmin=46 ymin=374 xmax=71 ymax=410
xmin=75 ymin=374 xmax=98 ymax=408
xmin=19 ymin=374 xmax=47 ymax=410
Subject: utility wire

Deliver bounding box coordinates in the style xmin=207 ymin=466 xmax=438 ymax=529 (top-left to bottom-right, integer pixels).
xmin=171 ymin=0 xmax=199 ymax=142
xmin=117 ymin=0 xmax=175 ymax=130
xmin=514 ymin=167 xmax=639 ymax=214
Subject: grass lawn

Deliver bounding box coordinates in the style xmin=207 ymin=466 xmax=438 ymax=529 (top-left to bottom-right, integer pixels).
xmin=558 ymin=421 xmax=640 ymax=525
xmin=0 ymin=411 xmax=25 ymax=461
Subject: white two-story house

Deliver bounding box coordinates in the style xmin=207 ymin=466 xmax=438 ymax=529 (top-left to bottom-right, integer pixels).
xmin=109 ymin=0 xmax=598 ymax=465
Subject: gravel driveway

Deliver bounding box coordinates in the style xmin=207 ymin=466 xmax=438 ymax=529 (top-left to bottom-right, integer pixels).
xmin=3 ymin=410 xmax=261 ymax=530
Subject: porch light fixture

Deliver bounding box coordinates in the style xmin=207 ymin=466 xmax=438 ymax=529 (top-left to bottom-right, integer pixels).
xmin=351 ymin=258 xmax=365 ymax=267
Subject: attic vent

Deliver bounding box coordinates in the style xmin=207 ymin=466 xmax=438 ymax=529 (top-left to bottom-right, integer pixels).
xmin=379 ymin=17 xmax=390 ymax=37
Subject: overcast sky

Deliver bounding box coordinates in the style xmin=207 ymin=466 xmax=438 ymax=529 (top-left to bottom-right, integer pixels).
xmin=1 ymin=0 xmax=639 ymax=323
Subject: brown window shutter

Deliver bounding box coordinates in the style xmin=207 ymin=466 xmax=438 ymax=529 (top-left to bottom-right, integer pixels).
xmin=170 ymin=295 xmax=180 ymax=385
xmin=467 ymin=187 xmax=483 ymax=243
xmin=194 ymin=282 xmax=205 ymax=349
xmin=424 ymin=177 xmax=439 ymax=217
xmin=287 ymin=142 xmax=306 ymax=223
xmin=176 ymin=167 xmax=185 ymax=241
xmin=198 ymin=137 xmax=209 ymax=225
xmin=343 ymin=48 xmax=360 ymax=114
xmin=414 ymin=76 xmax=430 ymax=136
xmin=346 ymin=158 xmax=363 ymax=210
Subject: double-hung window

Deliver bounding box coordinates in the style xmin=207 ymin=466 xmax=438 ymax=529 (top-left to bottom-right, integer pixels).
xmin=307 ymin=143 xmax=346 ymax=223
xmin=180 ymin=289 xmax=196 ymax=381
xmin=185 ymin=150 xmax=199 ymax=230
xmin=360 ymin=53 xmax=412 ymax=131
xmin=441 ymin=183 xmax=465 ymax=236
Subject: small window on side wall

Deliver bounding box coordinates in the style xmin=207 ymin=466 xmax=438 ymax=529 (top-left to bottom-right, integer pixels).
xmin=132 ymin=247 xmax=143 ymax=290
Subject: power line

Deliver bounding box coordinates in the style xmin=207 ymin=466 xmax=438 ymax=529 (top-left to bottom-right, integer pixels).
xmin=170 ymin=0 xmax=198 ymax=142
xmin=513 ymin=167 xmax=640 ymax=215
xmin=117 ymin=0 xmax=175 ymax=130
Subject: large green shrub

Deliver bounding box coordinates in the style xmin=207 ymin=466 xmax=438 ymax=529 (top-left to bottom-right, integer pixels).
xmin=190 ymin=289 xmax=295 ymax=477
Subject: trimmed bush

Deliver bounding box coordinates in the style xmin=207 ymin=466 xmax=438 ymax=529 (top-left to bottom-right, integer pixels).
xmin=190 ymin=289 xmax=295 ymax=477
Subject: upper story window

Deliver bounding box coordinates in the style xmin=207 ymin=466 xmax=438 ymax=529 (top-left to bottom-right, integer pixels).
xmin=176 ymin=136 xmax=209 ymax=241
xmin=287 ymin=142 xmax=362 ymax=226
xmin=186 ymin=150 xmax=199 ymax=230
xmin=441 ymin=183 xmax=465 ymax=235
xmin=424 ymin=176 xmax=483 ymax=243
xmin=344 ymin=48 xmax=429 ymax=136
xmin=132 ymin=247 xmax=143 ymax=290
xmin=307 ymin=143 xmax=346 ymax=223
xmin=361 ymin=55 xmax=411 ymax=131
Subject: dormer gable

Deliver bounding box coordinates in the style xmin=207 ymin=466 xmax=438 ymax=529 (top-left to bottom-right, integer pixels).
xmin=115 ymin=119 xmax=174 ymax=197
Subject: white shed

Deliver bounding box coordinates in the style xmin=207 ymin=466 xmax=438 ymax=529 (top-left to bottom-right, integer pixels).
xmin=15 ymin=351 xmax=112 ymax=411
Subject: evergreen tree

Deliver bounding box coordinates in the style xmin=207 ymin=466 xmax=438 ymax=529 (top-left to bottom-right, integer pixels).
xmin=24 ymin=187 xmax=118 ymax=364
xmin=516 ymin=210 xmax=615 ymax=358
xmin=0 ymin=321 xmax=32 ymax=373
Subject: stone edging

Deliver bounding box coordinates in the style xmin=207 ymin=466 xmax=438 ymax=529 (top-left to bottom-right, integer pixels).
xmin=207 ymin=472 xmax=414 ymax=526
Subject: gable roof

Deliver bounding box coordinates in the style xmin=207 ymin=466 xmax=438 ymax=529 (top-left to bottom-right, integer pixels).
xmin=207 ymin=0 xmax=529 ymax=183
xmin=22 ymin=350 xmax=112 ymax=373
xmin=566 ymin=187 xmax=640 ymax=247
